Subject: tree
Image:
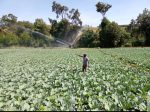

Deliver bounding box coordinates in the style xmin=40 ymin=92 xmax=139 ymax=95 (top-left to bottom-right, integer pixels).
xmin=34 ymin=18 xmax=49 ymax=35
xmin=49 ymin=18 xmax=57 ymax=37
xmin=49 ymin=1 xmax=82 ymax=41
xmin=96 ymin=2 xmax=112 ymax=18
xmin=70 ymin=9 xmax=82 ymax=26
xmin=127 ymin=19 xmax=144 ymax=46
xmin=136 ymin=8 xmax=150 ymax=46
xmin=1 ymin=13 xmax=17 ymax=24
xmin=79 ymin=29 xmax=99 ymax=47
xmin=96 ymin=2 xmax=113 ymax=47
xmin=100 ymin=17 xmax=111 ymax=29
xmin=62 ymin=6 xmax=69 ymax=19
xmin=52 ymin=1 xmax=69 ymax=19
xmin=51 ymin=1 xmax=82 ymax=26
xmin=100 ymin=19 xmax=130 ymax=48
xmin=127 ymin=19 xmax=136 ymax=32
xmin=52 ymin=1 xmax=61 ymax=19
xmin=50 ymin=19 xmax=70 ymax=39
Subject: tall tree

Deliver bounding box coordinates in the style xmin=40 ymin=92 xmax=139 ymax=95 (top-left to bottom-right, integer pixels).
xmin=49 ymin=1 xmax=82 ymax=41
xmin=52 ymin=1 xmax=69 ymax=20
xmin=51 ymin=1 xmax=82 ymax=26
xmin=136 ymin=8 xmax=150 ymax=46
xmin=100 ymin=17 xmax=111 ymax=29
xmin=62 ymin=6 xmax=69 ymax=19
xmin=100 ymin=18 xmax=130 ymax=48
xmin=71 ymin=9 xmax=82 ymax=26
xmin=127 ymin=19 xmax=143 ymax=46
xmin=128 ymin=19 xmax=136 ymax=32
xmin=96 ymin=2 xmax=112 ymax=18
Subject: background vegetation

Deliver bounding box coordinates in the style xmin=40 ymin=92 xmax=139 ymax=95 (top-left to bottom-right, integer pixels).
xmin=0 ymin=1 xmax=150 ymax=48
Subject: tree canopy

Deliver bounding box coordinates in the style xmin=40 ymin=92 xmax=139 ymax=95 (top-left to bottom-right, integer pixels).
xmin=100 ymin=18 xmax=130 ymax=48
xmin=34 ymin=18 xmax=50 ymax=35
xmin=96 ymin=2 xmax=112 ymax=18
xmin=137 ymin=8 xmax=150 ymax=46
xmin=127 ymin=8 xmax=150 ymax=46
xmin=51 ymin=1 xmax=82 ymax=26
xmin=1 ymin=13 xmax=17 ymax=24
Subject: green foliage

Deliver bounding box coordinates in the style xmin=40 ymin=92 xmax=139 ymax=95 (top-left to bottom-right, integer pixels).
xmin=0 ymin=31 xmax=19 ymax=47
xmin=19 ymin=32 xmax=32 ymax=46
xmin=127 ymin=8 xmax=150 ymax=46
xmin=100 ymin=18 xmax=130 ymax=48
xmin=70 ymin=9 xmax=82 ymax=26
xmin=78 ymin=29 xmax=99 ymax=47
xmin=34 ymin=18 xmax=50 ymax=35
xmin=100 ymin=17 xmax=111 ymax=29
xmin=50 ymin=19 xmax=80 ymax=43
xmin=0 ymin=26 xmax=52 ymax=48
xmin=50 ymin=19 xmax=69 ymax=39
xmin=96 ymin=2 xmax=112 ymax=18
xmin=17 ymin=21 xmax=34 ymax=30
xmin=16 ymin=27 xmax=25 ymax=37
xmin=49 ymin=1 xmax=82 ymax=41
xmin=1 ymin=13 xmax=17 ymax=24
xmin=52 ymin=1 xmax=69 ymax=19
xmin=0 ymin=48 xmax=149 ymax=111
xmin=137 ymin=8 xmax=150 ymax=46
xmin=51 ymin=1 xmax=82 ymax=26
xmin=0 ymin=14 xmax=53 ymax=47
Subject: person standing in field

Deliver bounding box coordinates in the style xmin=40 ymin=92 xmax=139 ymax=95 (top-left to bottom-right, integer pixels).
xmin=77 ymin=54 xmax=89 ymax=72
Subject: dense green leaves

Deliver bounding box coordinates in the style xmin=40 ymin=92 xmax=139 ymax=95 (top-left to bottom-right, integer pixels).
xmin=34 ymin=18 xmax=50 ymax=35
xmin=137 ymin=8 xmax=150 ymax=46
xmin=78 ymin=29 xmax=99 ymax=47
xmin=49 ymin=1 xmax=82 ymax=44
xmin=0 ymin=48 xmax=149 ymax=111
xmin=127 ymin=8 xmax=150 ymax=47
xmin=96 ymin=2 xmax=112 ymax=18
xmin=100 ymin=18 xmax=130 ymax=48
xmin=0 ymin=31 xmax=19 ymax=47
xmin=19 ymin=32 xmax=32 ymax=46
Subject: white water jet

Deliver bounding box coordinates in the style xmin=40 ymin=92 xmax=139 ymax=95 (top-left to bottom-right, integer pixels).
xmin=70 ymin=27 xmax=85 ymax=47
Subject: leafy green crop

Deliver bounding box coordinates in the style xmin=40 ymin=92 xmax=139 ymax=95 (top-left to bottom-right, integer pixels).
xmin=0 ymin=48 xmax=149 ymax=111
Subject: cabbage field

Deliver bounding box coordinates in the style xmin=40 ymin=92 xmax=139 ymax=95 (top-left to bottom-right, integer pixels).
xmin=0 ymin=48 xmax=150 ymax=111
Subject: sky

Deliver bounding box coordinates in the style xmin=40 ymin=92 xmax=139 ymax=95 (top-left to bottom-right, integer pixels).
xmin=0 ymin=0 xmax=150 ymax=27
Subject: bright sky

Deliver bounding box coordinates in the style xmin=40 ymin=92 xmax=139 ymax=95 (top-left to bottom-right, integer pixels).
xmin=0 ymin=0 xmax=150 ymax=27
